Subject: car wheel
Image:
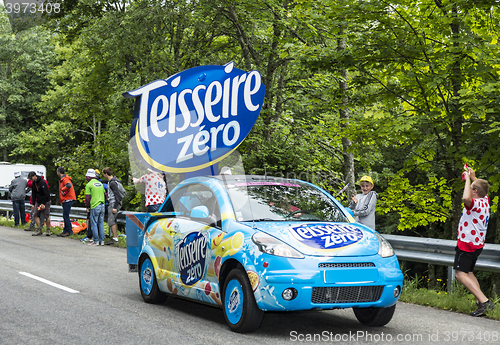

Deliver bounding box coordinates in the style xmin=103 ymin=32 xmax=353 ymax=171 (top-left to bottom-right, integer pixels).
xmin=139 ymin=256 xmax=167 ymax=304
xmin=353 ymin=304 xmax=396 ymax=327
xmin=222 ymin=268 xmax=264 ymax=333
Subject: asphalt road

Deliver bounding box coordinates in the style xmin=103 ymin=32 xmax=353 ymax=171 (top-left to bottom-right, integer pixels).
xmin=1 ymin=225 xmax=499 ymax=345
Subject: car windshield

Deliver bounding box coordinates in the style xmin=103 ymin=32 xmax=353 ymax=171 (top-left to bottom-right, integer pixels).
xmin=224 ymin=181 xmax=348 ymax=222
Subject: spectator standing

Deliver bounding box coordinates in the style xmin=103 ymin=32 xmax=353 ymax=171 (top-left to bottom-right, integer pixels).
xmin=102 ymin=167 xmax=123 ymax=245
xmin=26 ymin=178 xmax=35 ymax=231
xmin=454 ymin=167 xmax=495 ymax=317
xmin=38 ymin=170 xmax=51 ymax=231
xmin=133 ymin=168 xmax=166 ymax=212
xmin=57 ymin=167 xmax=76 ymax=237
xmin=28 ymin=171 xmax=51 ymax=236
xmin=9 ymin=171 xmax=28 ymax=227
xmin=348 ymin=175 xmax=378 ymax=230
xmin=85 ymin=169 xmax=106 ymax=246
xmin=220 ymin=166 xmax=232 ymax=175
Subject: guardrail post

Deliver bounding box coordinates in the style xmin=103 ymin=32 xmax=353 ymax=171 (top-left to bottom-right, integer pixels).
xmin=447 ymin=266 xmax=455 ymax=294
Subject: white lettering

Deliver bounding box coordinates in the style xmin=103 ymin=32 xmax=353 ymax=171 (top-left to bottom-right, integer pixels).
xmin=178 ymin=235 xmax=207 ymax=270
xmin=193 ymin=129 xmax=210 ymax=156
xmin=222 ymin=121 xmax=240 ymax=146
xmin=244 ymin=71 xmax=261 ymax=111
xmin=210 ymin=124 xmax=224 ymax=151
xmin=168 ymin=92 xmax=177 ymax=134
xmin=297 ymin=228 xmax=312 ymax=239
xmin=176 ymin=134 xmax=194 ymax=163
xmin=205 ymin=81 xmax=222 ymax=122
xmin=232 ymin=74 xmax=246 ymax=115
xmin=150 ymin=95 xmax=168 ymax=138
xmin=322 ymin=235 xmax=332 ymax=248
xmin=126 ymin=80 xmax=168 ymax=142
xmin=191 ymin=85 xmax=206 ymax=127
xmin=177 ymin=89 xmax=192 ymax=132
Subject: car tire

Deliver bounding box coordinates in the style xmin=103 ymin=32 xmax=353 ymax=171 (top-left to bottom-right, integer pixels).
xmin=353 ymin=304 xmax=396 ymax=327
xmin=139 ymin=256 xmax=167 ymax=304
xmin=222 ymin=268 xmax=264 ymax=333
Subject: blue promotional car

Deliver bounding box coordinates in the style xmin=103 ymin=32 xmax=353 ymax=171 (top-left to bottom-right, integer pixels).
xmin=126 ymin=175 xmax=403 ymax=333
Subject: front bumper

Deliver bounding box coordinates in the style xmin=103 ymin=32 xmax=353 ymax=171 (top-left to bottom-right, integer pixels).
xmin=252 ymin=254 xmax=403 ymax=312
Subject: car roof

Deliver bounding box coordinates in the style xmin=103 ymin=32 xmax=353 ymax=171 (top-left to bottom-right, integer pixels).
xmin=208 ymin=174 xmax=302 ymax=184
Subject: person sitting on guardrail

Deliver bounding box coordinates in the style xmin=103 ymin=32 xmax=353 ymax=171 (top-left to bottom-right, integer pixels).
xmin=28 ymin=171 xmax=51 ymax=236
xmin=9 ymin=171 xmax=28 ymax=227
xmin=454 ymin=167 xmax=495 ymax=317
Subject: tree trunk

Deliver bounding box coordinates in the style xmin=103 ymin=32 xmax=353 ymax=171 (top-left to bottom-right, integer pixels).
xmin=491 ymin=210 xmax=500 ymax=297
xmin=449 ymin=3 xmax=464 ymax=240
xmin=428 ymin=264 xmax=436 ymax=290
xmin=338 ymin=29 xmax=355 ymax=198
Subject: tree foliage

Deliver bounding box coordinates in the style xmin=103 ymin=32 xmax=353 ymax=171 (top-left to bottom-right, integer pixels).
xmin=1 ymin=1 xmax=500 ymax=249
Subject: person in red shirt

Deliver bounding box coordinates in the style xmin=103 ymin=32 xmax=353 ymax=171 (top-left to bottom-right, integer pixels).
xmin=454 ymin=167 xmax=495 ymax=317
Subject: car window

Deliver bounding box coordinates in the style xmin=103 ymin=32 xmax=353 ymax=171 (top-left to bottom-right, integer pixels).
xmin=165 ymin=184 xmax=222 ymax=228
xmin=224 ymin=181 xmax=347 ymax=223
xmin=0 ymin=189 xmax=9 ymax=200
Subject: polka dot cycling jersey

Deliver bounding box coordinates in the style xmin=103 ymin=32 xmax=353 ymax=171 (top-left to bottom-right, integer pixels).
xmin=139 ymin=173 xmax=167 ymax=207
xmin=457 ymin=196 xmax=490 ymax=252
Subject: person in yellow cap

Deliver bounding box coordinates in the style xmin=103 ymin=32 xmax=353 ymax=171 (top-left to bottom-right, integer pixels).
xmin=348 ymin=175 xmax=378 ymax=230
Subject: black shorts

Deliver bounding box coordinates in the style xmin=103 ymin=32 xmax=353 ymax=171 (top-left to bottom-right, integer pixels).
xmin=454 ymin=247 xmax=483 ymax=273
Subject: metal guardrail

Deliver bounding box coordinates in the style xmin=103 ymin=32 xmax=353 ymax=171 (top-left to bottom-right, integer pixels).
xmin=2 ymin=199 xmax=499 ymax=275
xmin=0 ymin=200 xmax=128 ymax=223
xmin=383 ymin=234 xmax=500 ymax=292
xmin=383 ymin=234 xmax=500 ymax=273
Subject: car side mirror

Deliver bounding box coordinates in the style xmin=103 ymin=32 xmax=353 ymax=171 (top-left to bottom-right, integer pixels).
xmin=345 ymin=207 xmax=354 ymax=217
xmin=190 ymin=205 xmax=210 ymax=219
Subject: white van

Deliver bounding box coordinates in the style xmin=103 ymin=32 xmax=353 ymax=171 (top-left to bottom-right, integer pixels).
xmin=0 ymin=162 xmax=47 ymax=188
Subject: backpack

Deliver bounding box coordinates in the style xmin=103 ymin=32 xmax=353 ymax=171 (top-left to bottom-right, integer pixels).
xmin=114 ymin=180 xmax=127 ymax=199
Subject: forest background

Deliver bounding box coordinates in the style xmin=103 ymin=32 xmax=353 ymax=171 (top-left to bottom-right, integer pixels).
xmin=1 ymin=0 xmax=500 ymax=295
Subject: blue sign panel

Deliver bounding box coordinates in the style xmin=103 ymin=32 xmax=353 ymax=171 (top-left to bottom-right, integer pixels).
xmin=289 ymin=223 xmax=364 ymax=250
xmin=176 ymin=232 xmax=208 ymax=286
xmin=124 ymin=62 xmax=265 ymax=173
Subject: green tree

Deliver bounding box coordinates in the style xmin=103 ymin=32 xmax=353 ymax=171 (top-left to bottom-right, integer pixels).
xmin=0 ymin=8 xmax=55 ymax=163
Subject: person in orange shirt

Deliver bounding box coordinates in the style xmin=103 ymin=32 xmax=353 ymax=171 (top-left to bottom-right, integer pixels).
xmin=57 ymin=167 xmax=77 ymax=237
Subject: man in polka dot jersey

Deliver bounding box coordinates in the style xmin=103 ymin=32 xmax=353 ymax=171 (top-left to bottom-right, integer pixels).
xmin=454 ymin=167 xmax=495 ymax=317
xmin=133 ymin=169 xmax=167 ymax=213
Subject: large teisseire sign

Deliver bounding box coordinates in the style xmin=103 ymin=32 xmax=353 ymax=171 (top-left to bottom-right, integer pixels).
xmin=124 ymin=62 xmax=265 ymax=173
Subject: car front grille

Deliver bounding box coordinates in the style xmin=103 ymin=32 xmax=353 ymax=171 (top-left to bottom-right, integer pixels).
xmin=318 ymin=262 xmax=375 ymax=268
xmin=311 ymin=286 xmax=384 ymax=304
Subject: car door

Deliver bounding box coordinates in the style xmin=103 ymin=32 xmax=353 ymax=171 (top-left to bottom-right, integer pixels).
xmin=164 ymin=183 xmax=224 ymax=305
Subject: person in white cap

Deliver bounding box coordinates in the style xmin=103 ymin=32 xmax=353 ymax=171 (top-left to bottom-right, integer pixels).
xmin=36 ymin=170 xmax=51 ymax=230
xmin=9 ymin=171 xmax=28 ymax=227
xmin=220 ymin=166 xmax=232 ymax=175
xmin=84 ymin=168 xmax=106 ymax=246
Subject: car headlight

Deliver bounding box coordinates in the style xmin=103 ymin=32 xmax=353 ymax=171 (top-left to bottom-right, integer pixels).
xmin=252 ymin=232 xmax=304 ymax=258
xmin=375 ymin=232 xmax=394 ymax=257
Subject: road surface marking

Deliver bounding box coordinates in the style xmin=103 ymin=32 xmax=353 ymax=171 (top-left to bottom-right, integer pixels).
xmin=19 ymin=272 xmax=80 ymax=294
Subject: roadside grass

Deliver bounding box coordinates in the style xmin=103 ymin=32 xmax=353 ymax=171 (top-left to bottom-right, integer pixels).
xmin=0 ymin=216 xmax=127 ymax=248
xmin=401 ymin=274 xmax=500 ymax=320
